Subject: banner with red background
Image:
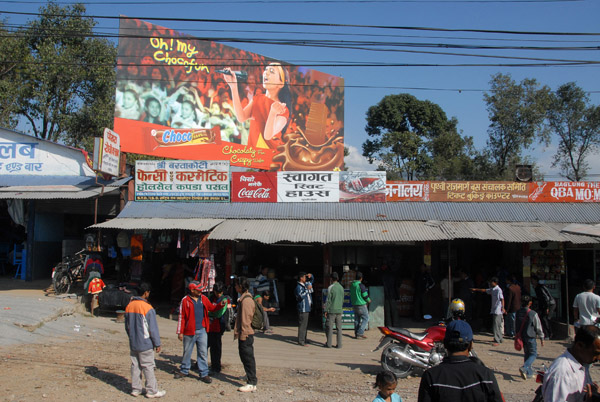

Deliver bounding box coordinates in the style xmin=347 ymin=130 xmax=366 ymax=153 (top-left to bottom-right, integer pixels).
xmin=231 ymin=172 xmax=277 ymax=203
xmin=529 ymin=181 xmax=600 ymax=202
xmin=114 ymin=18 xmax=344 ymax=171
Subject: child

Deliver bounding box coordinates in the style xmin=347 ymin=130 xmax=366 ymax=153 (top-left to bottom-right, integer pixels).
xmin=207 ymin=282 xmax=230 ymax=373
xmin=515 ymin=294 xmax=545 ymax=379
xmin=373 ymin=370 xmax=402 ymax=402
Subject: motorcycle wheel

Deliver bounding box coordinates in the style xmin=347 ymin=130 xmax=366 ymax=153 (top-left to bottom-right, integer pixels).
xmin=381 ymin=343 xmax=414 ymax=379
xmin=53 ymin=268 xmax=72 ymax=295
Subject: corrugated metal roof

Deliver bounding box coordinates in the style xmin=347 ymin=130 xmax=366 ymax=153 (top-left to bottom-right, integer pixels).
xmin=91 ymin=218 xmax=224 ymax=231
xmin=0 ymin=175 xmax=126 ymax=187
xmin=561 ymin=223 xmax=600 ymax=238
xmin=115 ymin=201 xmax=600 ymax=224
xmin=0 ymin=186 xmax=120 ymax=199
xmin=208 ymin=220 xmax=449 ymax=244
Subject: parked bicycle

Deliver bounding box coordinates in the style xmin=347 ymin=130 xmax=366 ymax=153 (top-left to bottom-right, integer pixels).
xmin=51 ymin=249 xmax=87 ymax=294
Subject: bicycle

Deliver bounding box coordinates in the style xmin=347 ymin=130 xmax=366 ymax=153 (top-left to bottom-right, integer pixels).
xmin=51 ymin=249 xmax=88 ymax=294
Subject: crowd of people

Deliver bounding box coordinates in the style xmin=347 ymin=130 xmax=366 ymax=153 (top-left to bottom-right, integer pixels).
xmin=123 ymin=269 xmax=600 ymax=401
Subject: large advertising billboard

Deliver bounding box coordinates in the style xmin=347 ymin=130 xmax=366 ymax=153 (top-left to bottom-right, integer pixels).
xmin=115 ymin=18 xmax=345 ymax=171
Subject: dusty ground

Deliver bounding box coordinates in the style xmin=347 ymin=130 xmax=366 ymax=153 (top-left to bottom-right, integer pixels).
xmin=0 ymin=283 xmax=596 ymax=402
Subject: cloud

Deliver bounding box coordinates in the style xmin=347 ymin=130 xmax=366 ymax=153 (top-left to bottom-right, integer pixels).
xmin=344 ymin=144 xmax=378 ymax=171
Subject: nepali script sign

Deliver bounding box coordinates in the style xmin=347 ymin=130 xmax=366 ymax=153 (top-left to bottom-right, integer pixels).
xmin=277 ymin=171 xmax=339 ymax=202
xmin=429 ymin=181 xmax=529 ymax=202
xmin=529 ymin=181 xmax=600 ymax=202
xmin=135 ymin=160 xmax=230 ymax=201
xmin=386 ymin=181 xmax=429 ymax=202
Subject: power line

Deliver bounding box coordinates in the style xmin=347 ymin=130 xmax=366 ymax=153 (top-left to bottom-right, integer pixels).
xmin=2 ymin=9 xmax=600 ymax=36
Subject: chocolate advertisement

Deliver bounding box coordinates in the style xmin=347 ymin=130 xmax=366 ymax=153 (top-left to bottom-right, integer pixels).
xmin=135 ymin=160 xmax=230 ymax=202
xmin=339 ymin=171 xmax=386 ymax=203
xmin=115 ymin=18 xmax=345 ymax=171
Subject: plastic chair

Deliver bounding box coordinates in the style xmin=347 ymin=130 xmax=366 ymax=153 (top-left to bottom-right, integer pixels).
xmin=13 ymin=244 xmax=25 ymax=280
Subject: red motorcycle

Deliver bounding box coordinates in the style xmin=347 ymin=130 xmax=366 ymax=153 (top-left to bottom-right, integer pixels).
xmin=373 ymin=322 xmax=448 ymax=378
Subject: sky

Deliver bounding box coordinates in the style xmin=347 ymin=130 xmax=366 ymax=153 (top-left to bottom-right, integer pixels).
xmin=2 ymin=0 xmax=599 ymax=180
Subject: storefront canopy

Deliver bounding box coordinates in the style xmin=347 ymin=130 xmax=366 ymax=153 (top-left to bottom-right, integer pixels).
xmin=89 ymin=201 xmax=600 ymax=244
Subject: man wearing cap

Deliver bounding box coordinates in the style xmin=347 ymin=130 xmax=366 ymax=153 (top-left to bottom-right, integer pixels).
xmin=418 ymin=320 xmax=504 ymax=402
xmin=175 ymin=281 xmax=226 ymax=383
xmin=325 ymin=272 xmax=344 ymax=348
xmin=295 ymin=272 xmax=314 ymax=346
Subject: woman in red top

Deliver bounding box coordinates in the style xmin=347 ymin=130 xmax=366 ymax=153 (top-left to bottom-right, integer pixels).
xmin=222 ymin=63 xmax=292 ymax=149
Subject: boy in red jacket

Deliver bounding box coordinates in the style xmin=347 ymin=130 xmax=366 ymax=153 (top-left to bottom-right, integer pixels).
xmin=175 ymin=281 xmax=225 ymax=383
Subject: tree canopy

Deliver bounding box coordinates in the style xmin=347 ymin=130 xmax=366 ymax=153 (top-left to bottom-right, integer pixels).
xmin=4 ymin=2 xmax=116 ymax=146
xmin=483 ymin=73 xmax=551 ymax=179
xmin=547 ymin=82 xmax=600 ymax=181
xmin=362 ymin=93 xmax=473 ymax=180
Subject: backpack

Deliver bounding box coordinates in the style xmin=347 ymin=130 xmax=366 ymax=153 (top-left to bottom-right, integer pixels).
xmin=540 ymin=285 xmax=556 ymax=306
xmin=240 ymin=294 xmax=264 ymax=331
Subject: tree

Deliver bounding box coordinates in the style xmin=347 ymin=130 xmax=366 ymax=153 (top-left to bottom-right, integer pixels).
xmin=0 ymin=22 xmax=28 ymax=128
xmin=483 ymin=73 xmax=551 ymax=179
xmin=13 ymin=2 xmax=116 ymax=145
xmin=362 ymin=93 xmax=472 ymax=180
xmin=547 ymin=83 xmax=600 ymax=181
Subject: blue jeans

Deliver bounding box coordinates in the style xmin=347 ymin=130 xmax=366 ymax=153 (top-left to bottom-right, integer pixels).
xmin=505 ymin=312 xmax=516 ymax=337
xmin=522 ymin=337 xmax=537 ymax=377
xmin=354 ymin=305 xmax=369 ymax=336
xmin=180 ymin=328 xmax=208 ymax=377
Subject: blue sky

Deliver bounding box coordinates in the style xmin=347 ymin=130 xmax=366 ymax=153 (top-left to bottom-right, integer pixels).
xmin=3 ymin=0 xmax=599 ymax=179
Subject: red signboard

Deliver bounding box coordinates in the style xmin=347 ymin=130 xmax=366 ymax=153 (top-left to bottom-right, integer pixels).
xmin=114 ymin=18 xmax=345 ymax=171
xmin=386 ymin=181 xmax=429 ymax=202
xmin=529 ymin=181 xmax=600 ymax=202
xmin=231 ymin=172 xmax=277 ymax=203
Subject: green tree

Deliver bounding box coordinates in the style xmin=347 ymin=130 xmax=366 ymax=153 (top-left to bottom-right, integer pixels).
xmin=483 ymin=73 xmax=551 ymax=179
xmin=362 ymin=93 xmax=472 ymax=180
xmin=0 ymin=22 xmax=28 ymax=128
xmin=14 ymin=2 xmax=116 ymax=146
xmin=547 ymin=82 xmax=600 ymax=181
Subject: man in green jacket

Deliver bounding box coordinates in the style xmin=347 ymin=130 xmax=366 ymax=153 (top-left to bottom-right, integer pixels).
xmin=325 ymin=272 xmax=344 ymax=348
xmin=350 ymin=271 xmax=371 ymax=339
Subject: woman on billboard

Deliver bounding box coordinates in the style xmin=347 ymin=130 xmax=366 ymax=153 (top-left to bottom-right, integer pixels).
xmin=221 ymin=63 xmax=292 ymax=149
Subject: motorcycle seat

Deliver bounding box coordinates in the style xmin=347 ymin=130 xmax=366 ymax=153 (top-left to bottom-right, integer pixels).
xmin=389 ymin=327 xmax=428 ymax=341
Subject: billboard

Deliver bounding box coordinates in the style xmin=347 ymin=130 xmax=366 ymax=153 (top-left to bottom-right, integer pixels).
xmin=529 ymin=181 xmax=600 ymax=202
xmin=135 ymin=160 xmax=230 ymax=201
xmin=115 ymin=18 xmax=345 ymax=171
xmin=339 ymin=171 xmax=386 ymax=202
xmin=231 ymin=172 xmax=277 ymax=203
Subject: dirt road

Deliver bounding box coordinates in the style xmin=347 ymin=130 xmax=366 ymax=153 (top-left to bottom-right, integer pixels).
xmin=0 ymin=285 xmax=595 ymax=401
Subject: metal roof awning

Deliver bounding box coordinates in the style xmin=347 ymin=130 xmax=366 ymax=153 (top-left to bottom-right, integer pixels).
xmin=561 ymin=223 xmax=600 ymax=238
xmin=208 ymin=220 xmax=450 ymax=244
xmin=0 ymin=186 xmax=120 ymax=199
xmin=90 ymin=218 xmax=224 ymax=231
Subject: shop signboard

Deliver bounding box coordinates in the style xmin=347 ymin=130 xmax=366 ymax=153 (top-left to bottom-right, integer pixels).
xmin=429 ymin=181 xmax=529 ymax=202
xmin=529 ymin=181 xmax=600 ymax=202
xmin=231 ymin=172 xmax=277 ymax=203
xmin=135 ymin=160 xmax=230 ymax=201
xmin=114 ymin=18 xmax=345 ymax=171
xmin=386 ymin=181 xmax=429 ymax=202
xmin=93 ymin=128 xmax=120 ymax=177
xmin=339 ymin=171 xmax=386 ymax=202
xmin=277 ymin=171 xmax=339 ymax=202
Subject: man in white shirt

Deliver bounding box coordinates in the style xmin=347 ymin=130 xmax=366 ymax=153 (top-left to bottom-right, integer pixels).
xmin=472 ymin=277 xmax=505 ymax=346
xmin=573 ymin=279 xmax=600 ymax=327
xmin=542 ymin=325 xmax=600 ymax=402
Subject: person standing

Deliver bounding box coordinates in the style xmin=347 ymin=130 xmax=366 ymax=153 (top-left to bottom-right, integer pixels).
xmin=542 ymin=325 xmax=600 ymax=401
xmin=573 ymin=279 xmax=600 ymax=327
xmin=325 ymin=272 xmax=344 ymax=348
xmin=207 ymin=281 xmax=230 ymax=374
xmin=417 ymin=320 xmax=504 ymax=402
xmin=414 ymin=264 xmax=435 ymax=321
xmin=341 ymin=265 xmax=356 ymax=289
xmin=350 ymin=271 xmax=371 ymax=339
xmin=456 ymin=270 xmax=475 ymax=322
xmin=295 ymin=272 xmax=314 ymax=346
xmin=175 ymin=281 xmax=224 ymax=383
xmin=515 ymin=295 xmax=544 ymax=379
xmin=531 ymin=275 xmax=556 ymax=340
xmin=124 ymin=282 xmax=166 ymax=398
xmin=440 ymin=271 xmax=454 ymax=319
xmin=505 ymin=275 xmax=522 ymax=338
xmin=471 ymin=277 xmax=505 ymax=346
xmin=234 ymin=276 xmax=258 ymax=393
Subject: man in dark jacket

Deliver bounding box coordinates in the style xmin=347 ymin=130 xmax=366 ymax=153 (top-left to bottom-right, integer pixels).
xmin=531 ymin=275 xmax=555 ymax=340
xmin=505 ymin=275 xmax=522 ymax=338
xmin=125 ymin=283 xmax=166 ymax=398
xmin=418 ymin=320 xmax=505 ymax=402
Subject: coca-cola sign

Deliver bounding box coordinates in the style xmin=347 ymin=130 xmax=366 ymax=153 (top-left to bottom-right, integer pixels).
xmin=231 ymin=172 xmax=277 ymax=203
